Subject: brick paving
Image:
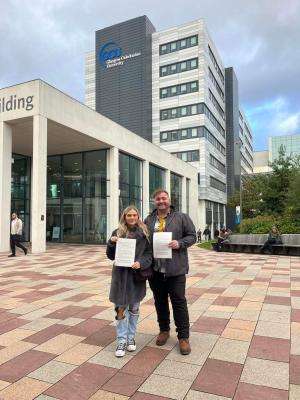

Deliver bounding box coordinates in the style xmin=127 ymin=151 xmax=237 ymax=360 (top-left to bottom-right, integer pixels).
xmin=0 ymin=244 xmax=299 ymax=399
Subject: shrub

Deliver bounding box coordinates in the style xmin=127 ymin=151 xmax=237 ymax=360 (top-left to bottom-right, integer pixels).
xmin=239 ymin=215 xmax=300 ymax=234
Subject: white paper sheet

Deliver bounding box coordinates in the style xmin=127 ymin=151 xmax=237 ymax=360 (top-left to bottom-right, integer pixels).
xmin=115 ymin=238 xmax=136 ymax=267
xmin=153 ymin=232 xmax=172 ymax=259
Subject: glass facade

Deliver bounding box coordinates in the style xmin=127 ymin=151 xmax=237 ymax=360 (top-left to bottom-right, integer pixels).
xmin=119 ymin=153 xmax=142 ymax=214
xmin=149 ymin=164 xmax=165 ymax=212
xmin=11 ymin=154 xmax=31 ymax=241
xmin=170 ymin=172 xmax=182 ymax=212
xmin=47 ymin=150 xmax=108 ymax=244
xmin=269 ymin=134 xmax=300 ymax=162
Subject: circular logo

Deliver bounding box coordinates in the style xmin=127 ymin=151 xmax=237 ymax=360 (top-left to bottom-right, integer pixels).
xmin=98 ymin=42 xmax=123 ymax=67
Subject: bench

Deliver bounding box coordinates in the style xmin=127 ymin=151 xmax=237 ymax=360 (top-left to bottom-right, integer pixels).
xmin=220 ymin=234 xmax=300 ymax=256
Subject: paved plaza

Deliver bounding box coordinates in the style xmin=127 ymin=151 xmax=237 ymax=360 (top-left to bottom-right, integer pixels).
xmin=0 ymin=245 xmax=299 ymax=400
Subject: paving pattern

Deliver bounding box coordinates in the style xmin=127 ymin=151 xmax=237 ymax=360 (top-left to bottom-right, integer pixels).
xmin=0 ymin=244 xmax=299 ymax=400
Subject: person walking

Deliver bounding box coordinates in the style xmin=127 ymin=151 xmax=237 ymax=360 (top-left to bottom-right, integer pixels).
xmin=106 ymin=206 xmax=152 ymax=358
xmin=9 ymin=212 xmax=27 ymax=257
xmin=145 ymin=189 xmax=196 ymax=355
xmin=197 ymin=228 xmax=202 ymax=243
xmin=203 ymin=226 xmax=211 ymax=241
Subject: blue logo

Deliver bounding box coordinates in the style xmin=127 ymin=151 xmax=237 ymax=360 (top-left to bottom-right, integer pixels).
xmin=98 ymin=42 xmax=123 ymax=67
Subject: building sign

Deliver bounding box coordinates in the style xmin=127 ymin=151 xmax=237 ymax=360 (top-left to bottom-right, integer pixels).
xmin=0 ymin=94 xmax=34 ymax=113
xmin=235 ymin=205 xmax=241 ymax=224
xmin=98 ymin=41 xmax=141 ymax=69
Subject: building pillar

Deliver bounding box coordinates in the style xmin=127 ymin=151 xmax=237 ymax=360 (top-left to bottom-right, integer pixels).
xmin=142 ymin=160 xmax=149 ymax=220
xmin=31 ymin=115 xmax=47 ymax=254
xmin=165 ymin=170 xmax=171 ymax=195
xmin=181 ymin=176 xmax=187 ymax=213
xmin=107 ymin=147 xmax=119 ymax=238
xmin=0 ymin=121 xmax=12 ymax=252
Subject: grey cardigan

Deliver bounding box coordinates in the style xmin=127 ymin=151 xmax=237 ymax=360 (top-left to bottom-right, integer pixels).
xmin=144 ymin=208 xmax=196 ymax=277
xmin=106 ymin=227 xmax=152 ymax=306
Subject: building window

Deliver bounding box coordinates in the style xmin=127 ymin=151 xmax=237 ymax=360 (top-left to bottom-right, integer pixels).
xmin=160 ymin=103 xmax=225 ymax=137
xmin=119 ymin=153 xmax=142 ymax=214
xmin=209 ymin=90 xmax=225 ymax=120
xmin=160 ymin=81 xmax=199 ymax=99
xmin=149 ymin=164 xmax=165 ymax=212
xmin=171 ymin=173 xmax=182 ymax=211
xmin=241 ymin=153 xmax=253 ymax=171
xmin=210 ymin=154 xmax=226 ymax=174
xmin=208 ymin=45 xmax=225 ymax=84
xmin=160 ymin=58 xmax=198 ymax=77
xmin=210 ymin=176 xmax=226 ymax=192
xmin=159 ymin=35 xmax=198 ymax=55
xmin=209 ymin=68 xmax=224 ymax=100
xmin=172 ymin=150 xmax=200 ymax=162
xmin=160 ymin=126 xmax=226 ymax=155
xmin=47 ymin=150 xmax=108 ymax=244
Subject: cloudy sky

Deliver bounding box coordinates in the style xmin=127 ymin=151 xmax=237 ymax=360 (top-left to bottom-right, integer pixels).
xmin=1 ymin=0 xmax=299 ymax=150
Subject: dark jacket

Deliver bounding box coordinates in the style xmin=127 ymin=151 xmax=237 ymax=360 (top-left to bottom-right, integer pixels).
xmin=106 ymin=227 xmax=152 ymax=306
xmin=144 ymin=208 xmax=196 ymax=277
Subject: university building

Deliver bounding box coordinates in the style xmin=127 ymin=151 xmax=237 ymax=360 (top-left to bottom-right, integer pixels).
xmin=0 ymin=80 xmax=198 ymax=253
xmin=85 ymin=16 xmax=254 ymax=231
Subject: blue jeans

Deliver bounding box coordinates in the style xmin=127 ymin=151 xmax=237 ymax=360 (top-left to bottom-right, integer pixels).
xmin=115 ymin=303 xmax=140 ymax=344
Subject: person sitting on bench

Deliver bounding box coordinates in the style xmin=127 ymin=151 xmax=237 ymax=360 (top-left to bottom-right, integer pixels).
xmin=260 ymin=226 xmax=282 ymax=254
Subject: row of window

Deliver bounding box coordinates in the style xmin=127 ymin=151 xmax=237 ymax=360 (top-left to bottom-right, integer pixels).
xmin=210 ymin=176 xmax=226 ymax=192
xmin=172 ymin=150 xmax=200 ymax=162
xmin=241 ymin=153 xmax=253 ymax=171
xmin=160 ymin=35 xmax=198 ymax=55
xmin=244 ymin=123 xmax=253 ymax=140
xmin=244 ymin=135 xmax=253 ymax=152
xmin=208 ymin=45 xmax=224 ymax=84
xmin=245 ymin=147 xmax=253 ymax=163
xmin=209 ymin=90 xmax=225 ymax=120
xmin=239 ymin=111 xmax=244 ymax=122
xmin=210 ymin=154 xmax=226 ymax=174
xmin=160 ymin=58 xmax=198 ymax=77
xmin=160 ymin=81 xmax=198 ymax=99
xmin=160 ymin=125 xmax=226 ymax=155
xmin=160 ymin=103 xmax=225 ymax=137
xmin=209 ymin=68 xmax=224 ymax=100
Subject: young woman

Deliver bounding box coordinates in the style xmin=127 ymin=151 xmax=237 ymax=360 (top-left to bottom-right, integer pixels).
xmin=106 ymin=206 xmax=152 ymax=357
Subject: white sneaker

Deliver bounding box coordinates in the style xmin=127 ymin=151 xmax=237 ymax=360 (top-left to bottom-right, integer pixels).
xmin=127 ymin=338 xmax=136 ymax=352
xmin=115 ymin=342 xmax=126 ymax=357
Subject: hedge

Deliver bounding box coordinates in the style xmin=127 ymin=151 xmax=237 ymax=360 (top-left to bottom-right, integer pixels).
xmin=238 ymin=215 xmax=300 ymax=234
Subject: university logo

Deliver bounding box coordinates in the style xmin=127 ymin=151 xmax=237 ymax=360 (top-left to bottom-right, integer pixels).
xmin=98 ymin=42 xmax=123 ymax=68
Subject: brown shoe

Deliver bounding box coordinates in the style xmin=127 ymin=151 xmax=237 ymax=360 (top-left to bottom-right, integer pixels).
xmin=156 ymin=331 xmax=170 ymax=346
xmin=179 ymin=338 xmax=191 ymax=355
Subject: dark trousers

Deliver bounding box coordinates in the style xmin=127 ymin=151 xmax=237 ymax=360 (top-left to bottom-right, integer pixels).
xmin=149 ymin=271 xmax=189 ymax=339
xmin=10 ymin=234 xmax=26 ymax=255
xmin=261 ymin=238 xmax=276 ymax=253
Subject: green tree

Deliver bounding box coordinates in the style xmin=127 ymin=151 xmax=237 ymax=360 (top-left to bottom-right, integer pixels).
xmin=286 ymin=169 xmax=300 ymax=219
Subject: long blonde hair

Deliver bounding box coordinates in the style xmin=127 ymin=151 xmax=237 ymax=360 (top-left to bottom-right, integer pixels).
xmin=117 ymin=206 xmax=149 ymax=240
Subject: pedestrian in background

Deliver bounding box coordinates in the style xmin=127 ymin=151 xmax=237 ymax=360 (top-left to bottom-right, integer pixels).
xmin=8 ymin=212 xmax=27 ymax=257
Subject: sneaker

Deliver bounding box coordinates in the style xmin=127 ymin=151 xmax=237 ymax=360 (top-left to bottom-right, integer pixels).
xmin=127 ymin=338 xmax=136 ymax=352
xmin=115 ymin=342 xmax=126 ymax=357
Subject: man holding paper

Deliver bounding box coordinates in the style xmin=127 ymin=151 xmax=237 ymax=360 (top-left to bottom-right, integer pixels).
xmin=145 ymin=189 xmax=196 ymax=355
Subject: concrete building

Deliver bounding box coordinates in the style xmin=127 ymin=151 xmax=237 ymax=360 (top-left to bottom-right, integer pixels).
xmin=85 ymin=16 xmax=254 ymax=232
xmin=0 ymin=80 xmax=198 ymax=253
xmin=253 ymin=151 xmax=271 ymax=174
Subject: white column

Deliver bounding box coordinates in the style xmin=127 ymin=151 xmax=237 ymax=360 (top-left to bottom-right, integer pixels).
xmin=142 ymin=160 xmax=149 ymax=220
xmin=107 ymin=147 xmax=119 ymax=238
xmin=0 ymin=121 xmax=12 ymax=252
xmin=31 ymin=115 xmax=47 ymax=254
xmin=165 ymin=169 xmax=171 ymax=195
xmin=181 ymin=176 xmax=187 ymax=213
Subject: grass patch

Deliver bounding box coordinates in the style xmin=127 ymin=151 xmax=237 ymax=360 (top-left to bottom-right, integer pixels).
xmin=197 ymin=240 xmax=216 ymax=250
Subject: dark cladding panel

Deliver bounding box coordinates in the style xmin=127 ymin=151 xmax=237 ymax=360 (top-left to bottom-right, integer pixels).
xmin=225 ymin=67 xmax=241 ymax=229
xmin=95 ymin=16 xmax=155 ymax=141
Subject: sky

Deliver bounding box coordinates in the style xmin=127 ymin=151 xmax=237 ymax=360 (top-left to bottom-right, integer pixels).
xmin=1 ymin=0 xmax=300 ymax=151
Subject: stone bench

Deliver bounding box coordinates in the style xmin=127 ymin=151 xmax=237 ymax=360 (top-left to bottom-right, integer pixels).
xmin=220 ymin=234 xmax=300 ymax=256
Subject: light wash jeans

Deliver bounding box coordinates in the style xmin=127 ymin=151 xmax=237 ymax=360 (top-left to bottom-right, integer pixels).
xmin=115 ymin=302 xmax=140 ymax=344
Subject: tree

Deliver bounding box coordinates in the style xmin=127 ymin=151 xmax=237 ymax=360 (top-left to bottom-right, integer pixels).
xmin=286 ymin=169 xmax=300 ymax=219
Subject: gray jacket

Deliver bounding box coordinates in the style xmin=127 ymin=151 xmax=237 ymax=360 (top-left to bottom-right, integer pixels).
xmin=106 ymin=227 xmax=152 ymax=306
xmin=145 ymin=208 xmax=196 ymax=277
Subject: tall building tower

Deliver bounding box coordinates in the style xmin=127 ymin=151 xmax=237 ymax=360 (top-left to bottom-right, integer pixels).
xmin=94 ymin=16 xmax=155 ymax=141
xmin=152 ymin=20 xmax=227 ymax=230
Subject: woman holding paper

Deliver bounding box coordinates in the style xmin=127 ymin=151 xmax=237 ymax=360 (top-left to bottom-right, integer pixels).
xmin=106 ymin=206 xmax=152 ymax=357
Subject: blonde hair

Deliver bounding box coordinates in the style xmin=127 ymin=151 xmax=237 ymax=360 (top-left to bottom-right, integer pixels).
xmin=117 ymin=206 xmax=149 ymax=240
